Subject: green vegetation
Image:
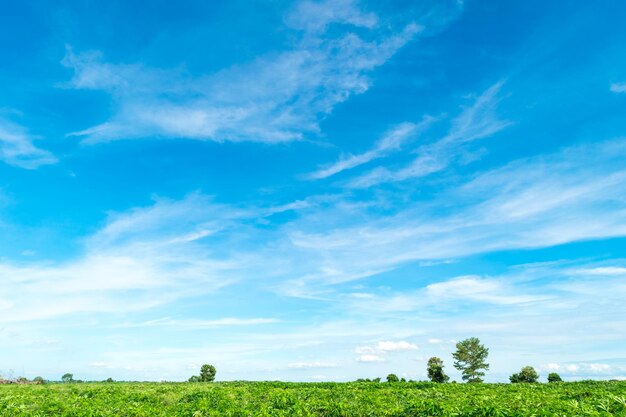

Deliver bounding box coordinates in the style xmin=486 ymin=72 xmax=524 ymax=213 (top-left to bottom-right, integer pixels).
xmin=427 ymin=357 xmax=450 ymax=383
xmin=510 ymin=366 xmax=540 ymax=384
xmin=386 ymin=374 xmax=399 ymax=383
xmin=189 ymin=364 xmax=217 ymax=383
xmin=1 ymin=381 xmax=626 ymax=416
xmin=548 ymin=372 xmax=563 ymax=383
xmin=452 ymin=337 xmax=490 ymax=383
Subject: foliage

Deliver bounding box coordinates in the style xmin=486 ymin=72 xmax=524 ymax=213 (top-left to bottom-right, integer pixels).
xmin=188 ymin=364 xmax=217 ymax=383
xmin=61 ymin=373 xmax=74 ymax=383
xmin=385 ymin=374 xmax=399 ymax=383
xmin=199 ymin=364 xmax=216 ymax=382
xmin=548 ymin=372 xmax=563 ymax=383
xmin=510 ymin=366 xmax=539 ymax=383
xmin=32 ymin=377 xmax=45 ymax=385
xmin=452 ymin=337 xmax=489 ymax=383
xmin=427 ymin=357 xmax=450 ymax=383
xmin=1 ymin=381 xmax=625 ymax=416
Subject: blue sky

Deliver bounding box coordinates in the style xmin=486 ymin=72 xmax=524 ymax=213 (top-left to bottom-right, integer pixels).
xmin=1 ymin=0 xmax=626 ymax=383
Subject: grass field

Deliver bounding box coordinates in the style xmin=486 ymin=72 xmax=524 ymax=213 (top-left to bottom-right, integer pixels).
xmin=1 ymin=381 xmax=626 ymax=416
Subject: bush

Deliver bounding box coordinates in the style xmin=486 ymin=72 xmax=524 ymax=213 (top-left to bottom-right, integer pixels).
xmin=548 ymin=372 xmax=563 ymax=383
xmin=510 ymin=366 xmax=539 ymax=383
xmin=386 ymin=374 xmax=399 ymax=383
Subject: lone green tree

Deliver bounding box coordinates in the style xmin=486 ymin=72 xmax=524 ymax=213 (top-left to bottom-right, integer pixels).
xmin=61 ymin=373 xmax=74 ymax=383
xmin=427 ymin=357 xmax=449 ymax=383
xmin=200 ymin=364 xmax=216 ymax=382
xmin=510 ymin=366 xmax=539 ymax=383
xmin=452 ymin=337 xmax=489 ymax=383
xmin=386 ymin=373 xmax=399 ymax=383
xmin=547 ymin=372 xmax=563 ymax=383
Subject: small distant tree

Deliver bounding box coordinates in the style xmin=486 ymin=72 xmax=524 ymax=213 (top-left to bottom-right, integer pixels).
xmin=373 ymin=377 xmax=381 ymax=383
xmin=105 ymin=378 xmax=114 ymax=383
xmin=386 ymin=373 xmax=399 ymax=383
xmin=452 ymin=337 xmax=489 ymax=383
xmin=427 ymin=357 xmax=450 ymax=383
xmin=33 ymin=376 xmax=45 ymax=384
xmin=61 ymin=373 xmax=74 ymax=383
xmin=188 ymin=375 xmax=201 ymax=383
xmin=510 ymin=366 xmax=539 ymax=383
xmin=199 ymin=364 xmax=216 ymax=382
xmin=548 ymin=372 xmax=563 ymax=383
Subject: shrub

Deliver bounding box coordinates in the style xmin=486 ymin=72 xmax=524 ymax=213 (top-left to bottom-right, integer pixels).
xmin=548 ymin=372 xmax=563 ymax=383
xmin=510 ymin=366 xmax=539 ymax=383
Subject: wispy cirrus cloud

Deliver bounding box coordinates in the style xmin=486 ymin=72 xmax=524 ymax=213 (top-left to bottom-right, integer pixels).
xmin=347 ymin=81 xmax=510 ymax=188
xmin=284 ymin=0 xmax=378 ymax=33
xmin=306 ymin=117 xmax=435 ymax=179
xmin=60 ymin=0 xmax=459 ymax=144
xmin=114 ymin=317 xmax=280 ymax=329
xmin=0 ymin=194 xmax=260 ymax=323
xmin=3 ymin=137 xmax=626 ymax=332
xmin=0 ymin=115 xmax=57 ymax=169
xmin=279 ymin=137 xmax=626 ymax=295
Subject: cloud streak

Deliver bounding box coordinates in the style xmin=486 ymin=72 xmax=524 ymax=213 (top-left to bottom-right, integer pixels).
xmin=0 ymin=115 xmax=57 ymax=169
xmin=307 ymin=118 xmax=435 ymax=179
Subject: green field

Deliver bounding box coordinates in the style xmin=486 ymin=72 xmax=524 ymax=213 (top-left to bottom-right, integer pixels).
xmin=1 ymin=381 xmax=626 ymax=416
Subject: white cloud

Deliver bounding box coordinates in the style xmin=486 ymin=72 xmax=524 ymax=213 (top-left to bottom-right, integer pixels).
xmin=356 ymin=354 xmax=385 ymax=362
xmin=374 ymin=340 xmax=419 ymax=352
xmin=0 ymin=116 xmax=57 ymax=169
xmin=285 ymin=0 xmax=378 ymax=33
xmin=542 ymin=362 xmax=622 ymax=376
xmin=426 ymin=276 xmax=546 ymax=305
xmin=572 ymin=267 xmax=626 ymax=276
xmin=348 ymin=82 xmax=510 ymax=188
xmin=63 ymin=2 xmax=428 ymax=144
xmin=355 ymin=340 xmax=418 ymax=363
xmin=610 ymin=82 xmax=626 ymax=93
xmin=288 ymin=361 xmax=338 ymax=369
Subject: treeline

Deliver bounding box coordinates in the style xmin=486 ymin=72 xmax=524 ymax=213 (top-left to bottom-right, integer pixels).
xmin=0 ymin=338 xmax=587 ymax=385
xmin=358 ymin=337 xmax=565 ymax=384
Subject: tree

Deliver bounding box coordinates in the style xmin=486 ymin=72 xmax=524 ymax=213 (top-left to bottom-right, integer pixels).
xmin=61 ymin=373 xmax=74 ymax=383
xmin=452 ymin=337 xmax=489 ymax=383
xmin=199 ymin=364 xmax=216 ymax=382
xmin=427 ymin=357 xmax=450 ymax=383
xmin=188 ymin=375 xmax=201 ymax=383
xmin=386 ymin=373 xmax=399 ymax=383
xmin=33 ymin=376 xmax=45 ymax=384
xmin=510 ymin=366 xmax=539 ymax=383
xmin=548 ymin=372 xmax=563 ymax=383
